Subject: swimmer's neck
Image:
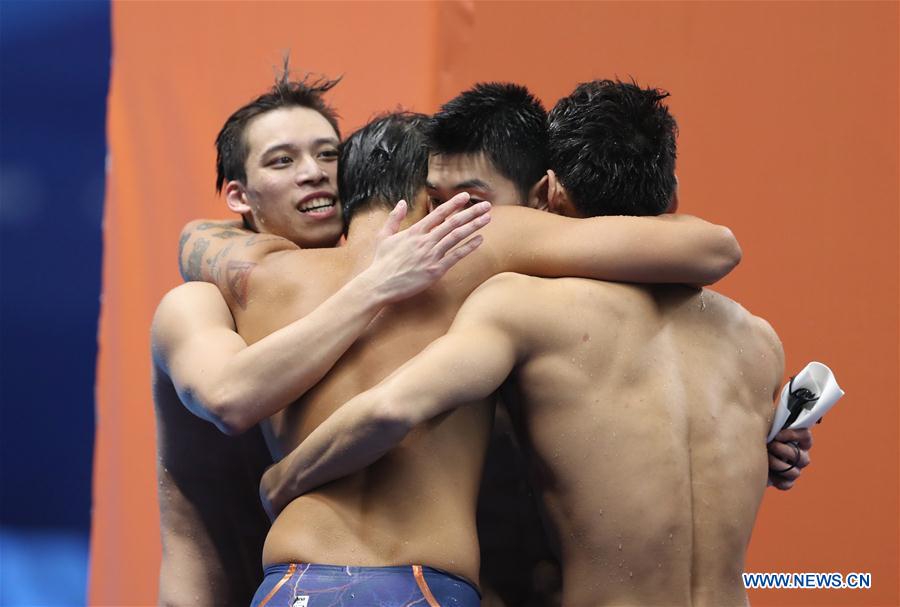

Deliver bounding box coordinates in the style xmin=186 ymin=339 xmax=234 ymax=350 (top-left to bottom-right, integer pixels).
xmin=345 ymin=205 xmax=428 ymax=248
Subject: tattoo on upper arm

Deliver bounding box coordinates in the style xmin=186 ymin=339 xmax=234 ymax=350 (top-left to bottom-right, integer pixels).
xmin=185 ymin=238 xmax=210 ymax=281
xmin=226 ymin=261 xmax=256 ymax=310
xmin=206 ymin=243 xmax=234 ymax=285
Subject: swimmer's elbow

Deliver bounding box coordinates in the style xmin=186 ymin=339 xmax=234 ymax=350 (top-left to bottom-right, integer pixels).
xmin=207 ymin=408 xmax=246 ymax=437
xmin=201 ymin=386 xmax=255 ymax=436
xmin=717 ymin=227 xmax=743 ymax=279
xmin=720 ymin=226 xmax=743 ymax=268
xmin=213 ymin=416 xmax=247 ymax=437
xmin=369 ymin=391 xmax=418 ymax=443
xmin=697 ymin=226 xmax=742 ymax=286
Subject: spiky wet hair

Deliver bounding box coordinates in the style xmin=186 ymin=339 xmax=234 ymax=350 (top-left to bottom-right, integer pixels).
xmin=214 ymin=59 xmax=341 ymax=193
xmin=548 ymin=79 xmax=678 ymax=217
xmin=426 ymin=82 xmax=549 ymax=200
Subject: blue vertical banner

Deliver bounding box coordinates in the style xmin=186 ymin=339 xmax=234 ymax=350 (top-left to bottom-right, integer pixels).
xmin=0 ymin=1 xmax=110 ymax=605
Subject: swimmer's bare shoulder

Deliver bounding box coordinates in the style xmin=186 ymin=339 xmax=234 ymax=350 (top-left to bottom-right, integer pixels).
xmin=465 ymin=272 xmax=628 ymax=351
xmin=750 ymin=311 xmax=786 ymax=397
xmin=152 ymin=282 xmax=243 ymax=426
xmin=454 ymin=272 xmax=555 ymax=343
xmin=701 ymin=290 xmax=785 ymax=397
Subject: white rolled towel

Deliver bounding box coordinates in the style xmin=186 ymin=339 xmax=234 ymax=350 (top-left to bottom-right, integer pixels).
xmin=767 ymin=362 xmax=845 ymax=443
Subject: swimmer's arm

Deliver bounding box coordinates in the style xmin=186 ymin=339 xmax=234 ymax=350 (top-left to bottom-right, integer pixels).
xmin=156 ymin=196 xmax=490 ymax=435
xmin=485 ymin=206 xmax=741 ymax=286
xmin=178 ymin=218 xmax=298 ymax=285
xmin=260 ymin=297 xmax=521 ymax=519
xmin=151 ymin=281 xmax=397 ymax=435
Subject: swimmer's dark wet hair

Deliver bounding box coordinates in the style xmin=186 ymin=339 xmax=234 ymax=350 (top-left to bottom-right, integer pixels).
xmin=427 ymin=82 xmax=548 ymax=200
xmin=548 ymin=79 xmax=677 ymax=217
xmin=214 ymin=58 xmax=341 ymax=193
xmin=340 ymin=112 xmax=430 ymax=226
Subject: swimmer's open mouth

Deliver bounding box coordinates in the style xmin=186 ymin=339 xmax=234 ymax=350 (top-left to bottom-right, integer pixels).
xmin=297 ymin=193 xmax=337 ymax=216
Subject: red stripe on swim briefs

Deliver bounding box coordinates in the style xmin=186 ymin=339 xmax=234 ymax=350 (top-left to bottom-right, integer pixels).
xmin=413 ymin=565 xmax=441 ymax=607
xmin=258 ymin=563 xmax=298 ymax=607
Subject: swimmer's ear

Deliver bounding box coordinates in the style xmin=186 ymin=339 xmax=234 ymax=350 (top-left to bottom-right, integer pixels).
xmin=225 ymin=180 xmax=253 ymax=215
xmin=546 ymin=169 xmax=578 ymax=217
xmin=529 ymin=173 xmax=550 ymax=211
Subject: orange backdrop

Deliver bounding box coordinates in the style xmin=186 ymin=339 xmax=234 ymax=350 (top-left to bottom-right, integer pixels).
xmin=92 ymin=2 xmax=898 ymax=605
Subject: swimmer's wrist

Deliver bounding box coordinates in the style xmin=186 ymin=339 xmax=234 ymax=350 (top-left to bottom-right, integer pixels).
xmin=350 ymin=268 xmax=394 ymax=309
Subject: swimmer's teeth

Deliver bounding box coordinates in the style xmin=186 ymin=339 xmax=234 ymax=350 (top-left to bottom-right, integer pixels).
xmin=298 ymin=197 xmax=335 ymax=212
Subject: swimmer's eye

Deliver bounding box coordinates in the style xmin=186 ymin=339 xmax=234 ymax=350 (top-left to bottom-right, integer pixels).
xmin=318 ymin=149 xmax=339 ymax=161
xmin=270 ymin=156 xmax=293 ymax=167
xmin=428 ymin=196 xmax=445 ymax=207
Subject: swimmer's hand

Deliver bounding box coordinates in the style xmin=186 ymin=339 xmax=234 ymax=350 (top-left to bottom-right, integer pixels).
xmin=767 ymin=427 xmax=813 ymax=490
xmin=360 ymin=192 xmax=491 ymax=305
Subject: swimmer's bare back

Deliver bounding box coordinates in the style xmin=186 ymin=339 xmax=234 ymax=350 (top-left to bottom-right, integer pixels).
xmin=192 ymin=205 xmax=739 ymax=587
xmin=496 ymin=275 xmax=782 ymax=606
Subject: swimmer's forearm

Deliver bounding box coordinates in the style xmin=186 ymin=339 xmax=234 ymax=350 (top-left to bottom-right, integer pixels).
xmin=575 ymin=214 xmax=741 ymax=286
xmin=498 ymin=209 xmax=741 ymax=285
xmin=262 ymin=326 xmax=518 ymax=517
xmin=262 ymin=388 xmax=411 ymax=517
xmin=264 ymin=345 xmax=499 ymax=511
xmin=662 ymin=215 xmax=741 ymax=286
xmin=202 ymin=271 xmax=393 ymax=435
